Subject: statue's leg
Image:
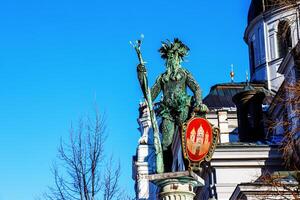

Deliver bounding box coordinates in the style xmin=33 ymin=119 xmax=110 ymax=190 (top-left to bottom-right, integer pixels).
xmin=178 ymin=106 xmax=190 ymax=169
xmin=161 ymin=118 xmax=175 ymax=172
xmin=178 ymin=106 xmax=190 ymax=124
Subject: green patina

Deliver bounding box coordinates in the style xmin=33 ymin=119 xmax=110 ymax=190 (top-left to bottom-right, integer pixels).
xmin=133 ymin=38 xmax=208 ymax=173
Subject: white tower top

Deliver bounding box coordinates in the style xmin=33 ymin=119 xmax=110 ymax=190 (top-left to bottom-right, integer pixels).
xmin=244 ymin=0 xmax=300 ymax=91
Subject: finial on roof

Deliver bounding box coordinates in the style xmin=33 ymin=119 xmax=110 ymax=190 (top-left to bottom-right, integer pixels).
xmin=246 ymin=71 xmax=249 ymax=85
xmin=230 ymin=64 xmax=235 ymax=83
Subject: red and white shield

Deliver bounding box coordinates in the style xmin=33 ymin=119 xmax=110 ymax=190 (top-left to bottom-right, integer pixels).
xmin=183 ymin=117 xmax=213 ymax=162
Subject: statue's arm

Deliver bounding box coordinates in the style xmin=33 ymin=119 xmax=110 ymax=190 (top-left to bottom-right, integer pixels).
xmin=186 ymin=70 xmax=202 ymax=106
xmin=150 ymin=75 xmax=162 ymax=101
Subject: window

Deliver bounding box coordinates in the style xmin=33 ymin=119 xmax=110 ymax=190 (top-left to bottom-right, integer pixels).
xmin=277 ymin=20 xmax=293 ymax=58
xmin=250 ymin=41 xmax=255 ymax=74
xmin=258 ymin=27 xmax=266 ymax=62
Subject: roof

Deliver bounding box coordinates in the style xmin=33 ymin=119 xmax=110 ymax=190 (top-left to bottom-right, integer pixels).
xmin=248 ymin=0 xmax=265 ymax=24
xmin=203 ymin=82 xmax=273 ymax=109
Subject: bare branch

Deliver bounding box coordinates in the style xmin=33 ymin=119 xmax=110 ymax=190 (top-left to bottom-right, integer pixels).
xmin=45 ymin=110 xmax=124 ymax=200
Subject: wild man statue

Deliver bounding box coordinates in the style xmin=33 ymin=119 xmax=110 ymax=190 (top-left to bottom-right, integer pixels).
xmin=134 ymin=38 xmax=208 ymax=173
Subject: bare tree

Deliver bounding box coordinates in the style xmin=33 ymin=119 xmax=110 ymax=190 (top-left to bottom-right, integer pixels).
xmin=266 ymin=40 xmax=300 ymax=170
xmin=279 ymin=83 xmax=300 ymax=170
xmin=254 ymin=171 xmax=300 ymax=200
xmin=103 ymin=157 xmax=121 ymax=200
xmin=45 ymin=111 xmax=123 ymax=200
xmin=271 ymin=0 xmax=300 ymax=169
xmin=267 ymin=81 xmax=300 ymax=169
xmin=263 ymin=0 xmax=298 ymax=8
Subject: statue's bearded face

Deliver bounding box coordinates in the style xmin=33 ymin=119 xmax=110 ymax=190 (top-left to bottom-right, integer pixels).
xmin=165 ymin=53 xmax=181 ymax=70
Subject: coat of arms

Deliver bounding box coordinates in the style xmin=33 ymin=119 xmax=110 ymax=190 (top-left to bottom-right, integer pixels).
xmin=182 ymin=117 xmax=219 ymax=171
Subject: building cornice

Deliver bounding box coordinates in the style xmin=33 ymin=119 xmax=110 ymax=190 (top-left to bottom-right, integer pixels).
xmin=211 ymin=144 xmax=282 ymax=167
xmin=244 ymin=15 xmax=264 ymax=44
xmin=231 ymin=183 xmax=299 ymax=200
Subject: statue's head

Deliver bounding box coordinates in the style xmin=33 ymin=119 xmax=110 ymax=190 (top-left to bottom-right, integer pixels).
xmin=159 ymin=38 xmax=189 ymax=69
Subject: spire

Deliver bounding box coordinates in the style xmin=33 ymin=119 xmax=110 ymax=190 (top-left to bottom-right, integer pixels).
xmin=230 ymin=64 xmax=235 ymax=83
xmin=243 ymin=70 xmax=255 ymax=92
xmin=246 ymin=71 xmax=249 ymax=85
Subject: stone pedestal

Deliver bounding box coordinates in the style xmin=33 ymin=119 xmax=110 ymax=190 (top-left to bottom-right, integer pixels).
xmin=148 ymin=171 xmax=204 ymax=200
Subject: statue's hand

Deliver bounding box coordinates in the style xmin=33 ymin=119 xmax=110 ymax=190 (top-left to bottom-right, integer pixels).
xmin=193 ymin=104 xmax=209 ymax=115
xmin=137 ymin=64 xmax=147 ymax=73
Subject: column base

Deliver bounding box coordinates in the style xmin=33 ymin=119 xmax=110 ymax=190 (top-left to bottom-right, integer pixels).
xmin=148 ymin=171 xmax=204 ymax=200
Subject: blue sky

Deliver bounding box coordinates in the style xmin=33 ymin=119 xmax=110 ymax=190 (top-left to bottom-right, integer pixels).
xmin=0 ymin=0 xmax=251 ymax=199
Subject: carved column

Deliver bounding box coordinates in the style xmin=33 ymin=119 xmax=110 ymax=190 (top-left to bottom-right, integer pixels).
xmin=148 ymin=171 xmax=204 ymax=200
xmin=158 ymin=179 xmax=199 ymax=200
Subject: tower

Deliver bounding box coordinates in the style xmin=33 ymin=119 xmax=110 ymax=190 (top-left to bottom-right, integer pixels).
xmin=245 ymin=0 xmax=300 ymax=91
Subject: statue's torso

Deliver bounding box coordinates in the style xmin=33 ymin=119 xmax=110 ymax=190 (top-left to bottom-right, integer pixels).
xmin=160 ymin=68 xmax=190 ymax=108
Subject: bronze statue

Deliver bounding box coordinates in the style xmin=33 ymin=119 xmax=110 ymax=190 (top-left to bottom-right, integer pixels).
xmin=133 ymin=38 xmax=208 ymax=173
